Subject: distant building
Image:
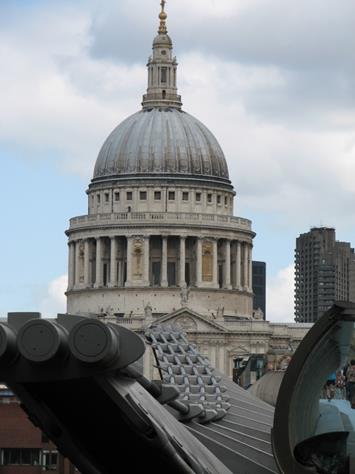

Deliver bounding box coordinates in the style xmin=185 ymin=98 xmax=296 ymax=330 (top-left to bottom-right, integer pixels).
xmin=294 ymin=227 xmax=355 ymax=322
xmin=0 ymin=385 xmax=78 ymax=473
xmin=252 ymin=261 xmax=266 ymax=319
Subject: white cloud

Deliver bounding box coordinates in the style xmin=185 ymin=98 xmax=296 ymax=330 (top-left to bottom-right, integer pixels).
xmin=1 ymin=1 xmax=354 ymax=226
xmin=267 ymin=264 xmax=294 ymax=322
xmin=1 ymin=0 xmax=355 ymax=316
xmin=38 ymin=275 xmax=67 ymax=318
xmin=179 ymin=54 xmax=355 ymax=228
xmin=0 ymin=3 xmax=144 ymax=179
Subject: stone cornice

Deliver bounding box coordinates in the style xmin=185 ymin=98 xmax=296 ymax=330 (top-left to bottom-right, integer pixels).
xmin=66 ymin=214 xmax=255 ymax=239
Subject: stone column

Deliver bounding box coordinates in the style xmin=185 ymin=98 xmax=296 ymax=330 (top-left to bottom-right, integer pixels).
xmin=228 ymin=356 xmax=234 ymax=379
xmin=224 ymin=240 xmax=232 ymax=289
xmin=196 ymin=237 xmax=202 ymax=287
xmin=236 ymin=241 xmax=241 ymax=290
xmin=110 ymin=237 xmax=118 ymax=287
xmin=95 ymin=237 xmax=103 ymax=288
xmin=125 ymin=237 xmax=132 ymax=287
xmin=249 ymin=244 xmax=253 ymax=292
xmin=68 ymin=241 xmax=75 ymax=290
xmin=144 ymin=236 xmax=150 ymax=286
xmin=212 ymin=239 xmax=218 ymax=288
xmin=75 ymin=240 xmax=81 ymax=288
xmin=84 ymin=239 xmax=90 ymax=287
xmin=209 ymin=344 xmax=217 ymax=368
xmin=219 ymin=345 xmax=225 ymax=373
xmin=243 ymin=242 xmax=249 ymax=291
xmin=118 ymin=238 xmax=124 ymax=286
xmin=179 ymin=237 xmax=186 ymax=287
xmin=161 ymin=236 xmax=168 ymax=287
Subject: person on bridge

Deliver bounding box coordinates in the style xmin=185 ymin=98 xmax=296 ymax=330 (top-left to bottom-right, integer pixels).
xmin=335 ymin=370 xmax=346 ymax=399
xmin=345 ymin=360 xmax=355 ymax=408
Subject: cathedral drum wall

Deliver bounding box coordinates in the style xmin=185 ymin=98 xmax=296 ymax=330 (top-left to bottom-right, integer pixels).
xmin=66 ymin=287 xmax=253 ymax=320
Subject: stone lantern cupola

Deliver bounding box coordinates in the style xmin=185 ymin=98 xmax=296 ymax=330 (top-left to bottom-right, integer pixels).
xmin=142 ymin=0 xmax=182 ymax=110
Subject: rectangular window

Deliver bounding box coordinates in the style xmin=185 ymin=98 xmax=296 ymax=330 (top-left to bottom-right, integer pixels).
xmin=207 ymin=193 xmax=212 ymax=203
xmin=1 ymin=448 xmax=40 ymax=466
xmin=140 ymin=191 xmax=147 ymax=200
xmin=152 ymin=261 xmax=161 ymax=286
xmin=42 ymin=451 xmax=58 ymax=471
xmin=168 ymin=262 xmax=176 ymax=286
xmin=182 ymin=192 xmax=189 ymax=201
xmin=217 ymin=195 xmax=221 ymax=204
xmin=21 ymin=450 xmax=31 ymax=465
xmin=97 ymin=194 xmax=101 ymax=204
xmin=126 ymin=191 xmax=132 ymax=201
xmin=105 ymin=193 xmax=109 ymax=202
xmin=114 ymin=192 xmax=120 ymax=201
xmin=161 ymin=67 xmax=167 ymax=83
xmin=196 ymin=192 xmax=201 ymax=202
xmin=225 ymin=196 xmax=228 ymax=205
xmin=168 ymin=191 xmax=175 ymax=200
xmin=154 ymin=191 xmax=161 ymax=200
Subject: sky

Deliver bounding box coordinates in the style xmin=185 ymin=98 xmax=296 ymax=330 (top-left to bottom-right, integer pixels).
xmin=1 ymin=0 xmax=354 ymax=322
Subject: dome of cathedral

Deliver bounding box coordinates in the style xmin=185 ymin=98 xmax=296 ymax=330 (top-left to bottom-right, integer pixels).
xmin=92 ymin=2 xmax=230 ymax=185
xmin=93 ymin=108 xmax=230 ymax=183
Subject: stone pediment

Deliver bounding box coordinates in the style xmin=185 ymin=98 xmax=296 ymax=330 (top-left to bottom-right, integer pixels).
xmin=154 ymin=308 xmax=228 ymax=334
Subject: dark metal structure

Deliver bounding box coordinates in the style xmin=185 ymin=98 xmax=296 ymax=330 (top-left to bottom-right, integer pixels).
xmin=0 ymin=313 xmax=231 ymax=473
xmin=0 ymin=312 xmax=277 ymax=473
xmin=272 ymin=302 xmax=355 ymax=473
xmin=2 ymin=304 xmax=354 ymax=473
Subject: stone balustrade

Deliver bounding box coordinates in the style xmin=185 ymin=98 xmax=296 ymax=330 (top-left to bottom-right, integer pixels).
xmin=104 ymin=317 xmax=145 ymax=329
xmin=223 ymin=320 xmax=272 ymax=333
xmin=69 ymin=212 xmax=252 ymax=231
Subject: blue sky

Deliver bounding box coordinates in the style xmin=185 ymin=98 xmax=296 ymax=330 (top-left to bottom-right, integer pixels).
xmin=0 ymin=149 xmax=85 ymax=314
xmin=1 ymin=0 xmax=355 ymax=321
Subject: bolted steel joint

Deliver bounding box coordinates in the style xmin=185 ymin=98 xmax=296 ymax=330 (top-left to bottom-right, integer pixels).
xmin=17 ymin=320 xmax=69 ymax=364
xmin=69 ymin=320 xmax=120 ymax=366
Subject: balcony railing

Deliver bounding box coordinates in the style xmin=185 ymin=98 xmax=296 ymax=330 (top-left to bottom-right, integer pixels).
xmin=69 ymin=212 xmax=252 ymax=231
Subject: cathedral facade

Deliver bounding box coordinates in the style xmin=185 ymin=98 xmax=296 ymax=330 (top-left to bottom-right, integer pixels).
xmin=65 ymin=3 xmax=310 ymax=378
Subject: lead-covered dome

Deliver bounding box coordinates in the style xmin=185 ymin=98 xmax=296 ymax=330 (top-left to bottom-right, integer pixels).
xmin=92 ymin=4 xmax=230 ymax=186
xmin=93 ymin=108 xmax=230 ymax=183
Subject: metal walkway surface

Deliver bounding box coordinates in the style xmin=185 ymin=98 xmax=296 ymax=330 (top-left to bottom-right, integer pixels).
xmin=146 ymin=324 xmax=278 ymax=473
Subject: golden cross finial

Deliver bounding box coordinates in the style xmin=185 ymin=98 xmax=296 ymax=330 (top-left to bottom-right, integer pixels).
xmin=158 ymin=0 xmax=168 ymax=34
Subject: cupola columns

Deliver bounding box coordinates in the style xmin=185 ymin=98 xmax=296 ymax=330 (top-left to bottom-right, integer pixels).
xmin=142 ymin=0 xmax=182 ymax=110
